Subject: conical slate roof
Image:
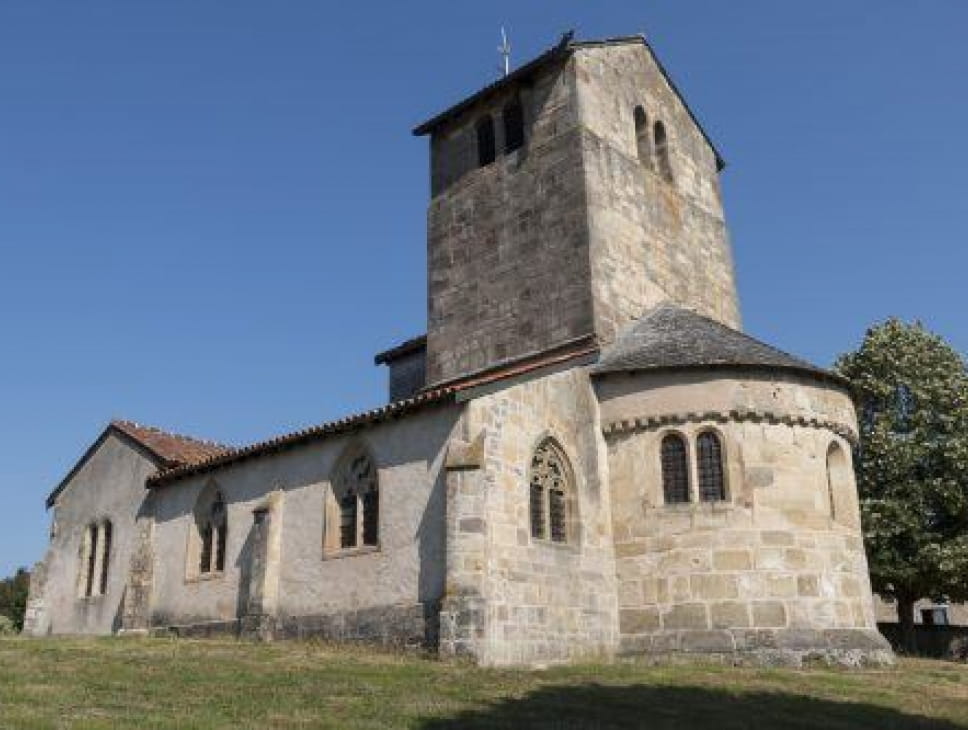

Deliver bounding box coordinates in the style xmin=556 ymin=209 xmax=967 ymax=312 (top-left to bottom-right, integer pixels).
xmin=593 ymin=304 xmax=840 ymax=382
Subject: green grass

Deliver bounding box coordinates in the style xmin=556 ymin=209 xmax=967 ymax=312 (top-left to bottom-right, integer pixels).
xmin=0 ymin=638 xmax=965 ymax=729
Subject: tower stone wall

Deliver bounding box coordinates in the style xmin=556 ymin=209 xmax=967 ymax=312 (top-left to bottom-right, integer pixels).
xmin=423 ymin=39 xmax=741 ymax=387
xmin=425 ymin=56 xmax=594 ymax=386
xmin=574 ymin=44 xmax=740 ymax=341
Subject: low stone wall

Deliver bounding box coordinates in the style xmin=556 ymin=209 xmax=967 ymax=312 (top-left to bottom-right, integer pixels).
xmin=878 ymin=623 xmax=968 ymax=661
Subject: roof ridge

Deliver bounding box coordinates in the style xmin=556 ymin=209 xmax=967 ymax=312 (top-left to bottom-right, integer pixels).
xmin=111 ymin=419 xmax=231 ymax=450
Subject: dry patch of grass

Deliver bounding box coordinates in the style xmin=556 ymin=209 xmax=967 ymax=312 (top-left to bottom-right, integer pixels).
xmin=0 ymin=637 xmax=965 ymax=729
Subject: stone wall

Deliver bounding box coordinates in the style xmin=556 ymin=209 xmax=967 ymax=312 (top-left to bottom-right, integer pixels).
xmin=597 ymin=369 xmax=891 ymax=665
xmin=440 ymin=368 xmax=619 ymax=665
xmin=574 ymin=44 xmax=740 ymax=342
xmin=26 ymin=433 xmax=158 ymax=636
xmin=387 ymin=348 xmax=427 ymax=402
xmin=148 ymin=405 xmax=460 ymax=647
xmin=425 ymin=57 xmax=595 ymax=385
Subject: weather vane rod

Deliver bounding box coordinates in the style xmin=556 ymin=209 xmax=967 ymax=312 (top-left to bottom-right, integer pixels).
xmin=498 ymin=27 xmax=511 ymax=77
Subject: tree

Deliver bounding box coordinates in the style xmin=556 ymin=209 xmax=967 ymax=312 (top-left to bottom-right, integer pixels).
xmin=0 ymin=568 xmax=30 ymax=632
xmin=835 ymin=319 xmax=968 ymax=651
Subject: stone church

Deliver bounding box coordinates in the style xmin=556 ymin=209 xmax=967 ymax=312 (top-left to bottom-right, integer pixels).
xmin=26 ymin=34 xmax=893 ymax=666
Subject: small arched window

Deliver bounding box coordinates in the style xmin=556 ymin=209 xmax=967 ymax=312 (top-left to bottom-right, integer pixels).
xmin=199 ymin=491 xmax=227 ymax=574
xmin=476 ymin=115 xmax=496 ymax=167
xmin=327 ymin=448 xmax=379 ymax=553
xmin=503 ymin=97 xmax=525 ymax=153
xmin=697 ymin=432 xmax=726 ymax=502
xmin=529 ymin=438 xmax=573 ymax=543
xmin=78 ymin=520 xmax=112 ymax=598
xmin=633 ymin=106 xmax=652 ymax=169
xmin=661 ymin=434 xmax=690 ymax=504
xmin=654 ymin=120 xmax=673 ymax=183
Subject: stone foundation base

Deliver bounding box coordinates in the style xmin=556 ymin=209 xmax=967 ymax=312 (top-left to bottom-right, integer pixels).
xmin=148 ymin=602 xmax=440 ymax=649
xmin=619 ymin=628 xmax=894 ymax=668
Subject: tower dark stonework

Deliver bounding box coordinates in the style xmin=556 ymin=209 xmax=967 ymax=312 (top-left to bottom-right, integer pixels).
xmin=416 ymin=36 xmax=739 ymax=387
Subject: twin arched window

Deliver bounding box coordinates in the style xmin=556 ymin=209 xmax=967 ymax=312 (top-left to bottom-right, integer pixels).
xmin=475 ymin=97 xmax=525 ymax=168
xmin=529 ymin=438 xmax=573 ymax=544
xmin=326 ymin=448 xmax=379 ymax=553
xmin=199 ymin=489 xmax=227 ymax=575
xmin=79 ymin=519 xmax=112 ymax=598
xmin=661 ymin=432 xmax=726 ymax=504
xmin=633 ymin=106 xmax=673 ymax=183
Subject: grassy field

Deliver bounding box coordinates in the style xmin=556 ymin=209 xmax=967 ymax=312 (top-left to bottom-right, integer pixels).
xmin=0 ymin=638 xmax=966 ymax=729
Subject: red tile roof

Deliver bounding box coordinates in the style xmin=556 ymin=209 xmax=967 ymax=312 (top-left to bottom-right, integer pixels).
xmin=147 ymin=337 xmax=600 ymax=489
xmin=110 ymin=420 xmax=231 ymax=467
xmin=46 ymin=420 xmax=231 ymax=508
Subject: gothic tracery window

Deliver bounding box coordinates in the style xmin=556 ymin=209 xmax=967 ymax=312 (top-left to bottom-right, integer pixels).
xmin=696 ymin=432 xmax=726 ymax=502
xmin=327 ymin=448 xmax=379 ymax=553
xmin=529 ymin=438 xmax=573 ymax=544
xmin=661 ymin=434 xmax=690 ymax=504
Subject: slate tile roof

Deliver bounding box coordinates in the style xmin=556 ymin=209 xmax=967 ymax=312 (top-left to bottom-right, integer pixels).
xmin=593 ymin=304 xmax=843 ymax=383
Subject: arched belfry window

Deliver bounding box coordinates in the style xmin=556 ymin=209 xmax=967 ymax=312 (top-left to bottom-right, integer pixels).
xmin=654 ymin=120 xmax=673 ymax=183
xmin=326 ymin=447 xmax=379 ymax=553
xmin=528 ymin=438 xmax=573 ymax=543
xmin=503 ymin=97 xmax=525 ymax=153
xmin=476 ymin=115 xmax=496 ymax=167
xmin=661 ymin=434 xmax=690 ymax=504
xmin=633 ymin=106 xmax=653 ymax=169
xmin=697 ymin=432 xmax=726 ymax=502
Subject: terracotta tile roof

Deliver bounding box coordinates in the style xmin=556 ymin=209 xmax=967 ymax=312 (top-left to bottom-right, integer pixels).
xmin=110 ymin=420 xmax=231 ymax=467
xmin=146 ymin=387 xmax=460 ymax=488
xmin=46 ymin=420 xmax=231 ymax=508
xmin=147 ymin=338 xmax=601 ymax=489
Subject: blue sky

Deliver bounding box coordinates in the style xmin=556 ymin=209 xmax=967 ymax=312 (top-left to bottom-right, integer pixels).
xmin=1 ymin=1 xmax=966 ymax=576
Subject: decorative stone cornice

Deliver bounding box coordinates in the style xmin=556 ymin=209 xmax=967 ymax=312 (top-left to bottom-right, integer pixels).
xmin=602 ymin=409 xmax=858 ymax=445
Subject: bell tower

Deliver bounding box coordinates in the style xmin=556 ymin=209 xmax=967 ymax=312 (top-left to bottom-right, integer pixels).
xmin=415 ymin=35 xmax=739 ymax=387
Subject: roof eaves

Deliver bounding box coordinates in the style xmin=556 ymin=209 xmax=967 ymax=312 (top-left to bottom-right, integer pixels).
xmin=45 ymin=424 xmax=169 ymax=509
xmin=146 ymin=387 xmax=459 ymax=489
xmin=374 ymin=335 xmax=427 ymax=365
xmin=412 ymin=33 xmax=725 ymax=171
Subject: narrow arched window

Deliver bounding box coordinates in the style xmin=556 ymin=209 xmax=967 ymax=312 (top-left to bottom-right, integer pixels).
xmin=654 ymin=120 xmax=673 ymax=183
xmin=661 ymin=434 xmax=690 ymax=504
xmin=697 ymin=432 xmax=726 ymax=502
xmin=476 ymin=115 xmax=496 ymax=167
xmin=528 ymin=438 xmax=573 ymax=543
xmin=633 ymin=106 xmax=652 ymax=169
xmin=327 ymin=448 xmax=379 ymax=553
xmin=826 ymin=441 xmax=853 ymax=524
xmin=99 ymin=520 xmax=112 ymax=594
xmin=82 ymin=523 xmax=98 ymax=597
xmin=503 ymin=97 xmax=525 ymax=153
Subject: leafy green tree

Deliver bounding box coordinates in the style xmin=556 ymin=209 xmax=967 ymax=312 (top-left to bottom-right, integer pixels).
xmin=836 ymin=319 xmax=968 ymax=651
xmin=0 ymin=568 xmax=30 ymax=632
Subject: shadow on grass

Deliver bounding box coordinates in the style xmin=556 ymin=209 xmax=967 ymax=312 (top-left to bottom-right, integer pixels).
xmin=418 ymin=683 xmax=963 ymax=730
